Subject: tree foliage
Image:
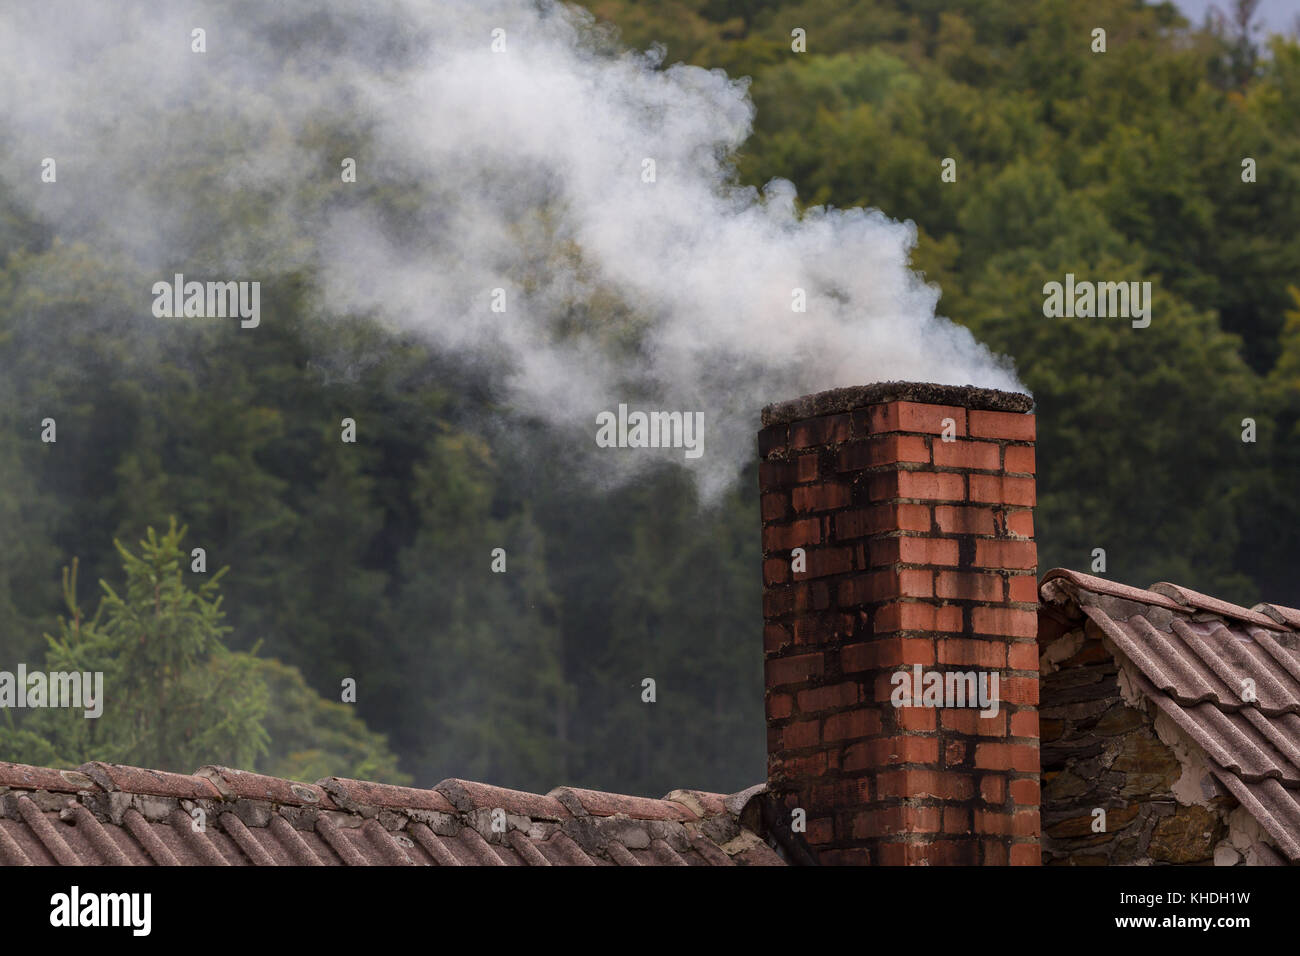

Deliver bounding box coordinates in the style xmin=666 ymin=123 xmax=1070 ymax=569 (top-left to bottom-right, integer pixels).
xmin=1 ymin=1 xmax=1297 ymax=795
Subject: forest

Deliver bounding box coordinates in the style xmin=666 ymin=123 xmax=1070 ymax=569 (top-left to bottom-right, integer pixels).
xmin=0 ymin=0 xmax=1297 ymax=797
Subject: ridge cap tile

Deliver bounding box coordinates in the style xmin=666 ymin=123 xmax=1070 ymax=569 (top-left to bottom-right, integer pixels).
xmin=547 ymin=786 xmax=697 ymax=821
xmin=0 ymin=762 xmax=99 ymax=794
xmin=1253 ymin=603 xmax=1300 ymax=630
xmin=318 ymin=776 xmax=455 ymax=813
xmin=1149 ymin=582 xmax=1286 ymax=631
xmin=1039 ymin=568 xmax=1185 ymax=613
xmin=78 ymin=762 xmax=222 ymax=800
xmin=435 ymin=778 xmax=569 ymax=820
xmin=197 ymin=766 xmax=336 ymax=808
xmin=663 ymin=788 xmax=729 ymax=818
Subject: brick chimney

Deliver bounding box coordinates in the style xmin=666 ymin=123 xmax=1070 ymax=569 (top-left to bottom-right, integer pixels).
xmin=758 ymin=382 xmax=1039 ymax=865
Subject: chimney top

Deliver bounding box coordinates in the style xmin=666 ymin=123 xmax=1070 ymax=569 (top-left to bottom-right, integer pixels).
xmin=761 ymin=381 xmax=1033 ymax=427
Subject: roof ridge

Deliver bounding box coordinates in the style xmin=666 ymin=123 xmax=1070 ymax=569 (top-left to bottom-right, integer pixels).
xmin=0 ymin=760 xmax=783 ymax=866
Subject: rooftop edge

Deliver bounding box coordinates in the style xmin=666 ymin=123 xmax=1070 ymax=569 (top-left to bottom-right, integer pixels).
xmin=761 ymin=382 xmax=1034 ymax=426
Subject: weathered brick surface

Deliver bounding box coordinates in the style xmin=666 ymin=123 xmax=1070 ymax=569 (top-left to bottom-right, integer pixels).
xmin=761 ymin=385 xmax=1037 ymax=865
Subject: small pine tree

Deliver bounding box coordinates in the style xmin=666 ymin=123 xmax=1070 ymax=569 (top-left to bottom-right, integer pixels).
xmin=0 ymin=519 xmax=270 ymax=770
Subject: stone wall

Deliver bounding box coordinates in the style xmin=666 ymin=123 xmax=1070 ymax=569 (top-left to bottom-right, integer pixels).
xmin=1039 ymin=615 xmax=1237 ymax=865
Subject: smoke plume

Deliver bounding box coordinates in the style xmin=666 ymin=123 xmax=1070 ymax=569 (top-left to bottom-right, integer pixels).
xmin=0 ymin=0 xmax=1022 ymax=499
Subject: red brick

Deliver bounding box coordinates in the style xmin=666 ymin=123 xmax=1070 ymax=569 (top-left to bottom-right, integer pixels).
xmin=759 ymin=459 xmax=797 ymax=490
xmin=819 ymin=847 xmax=873 ymax=865
xmin=790 ymin=615 xmax=839 ymax=646
xmin=792 ymin=482 xmax=852 ymax=513
xmin=969 ymin=474 xmax=1036 ymax=506
xmin=934 ymin=505 xmax=997 ymax=536
xmin=943 ymin=806 xmax=971 ymax=834
xmin=873 ymin=602 xmax=961 ymax=634
xmin=869 ymin=536 xmax=960 ymax=567
xmin=769 ymin=750 xmax=832 ymax=780
xmin=1009 ymin=710 xmax=1039 ymax=739
xmin=1001 ymin=676 xmax=1039 ymax=706
xmin=790 ymin=413 xmax=851 ymax=449
xmin=1003 ymin=445 xmax=1035 ymax=474
xmin=844 ymin=636 xmax=936 ymax=671
xmin=869 ymin=470 xmax=965 ymax=502
xmin=1010 ymin=778 xmax=1040 ymax=805
xmin=895 ymin=707 xmax=936 ymax=731
xmin=933 ymin=439 xmax=1000 ymax=471
xmin=852 ymin=806 xmax=941 ymax=840
xmin=807 ymin=777 xmax=871 ymax=812
xmin=975 ymin=810 xmax=1012 ymax=835
xmin=866 ymin=401 xmax=967 ymax=436
xmin=1008 ymin=641 xmax=1040 ymax=670
xmin=798 ymin=546 xmax=855 ymax=579
xmin=764 ymin=624 xmax=790 ymax=653
xmin=974 ymin=742 xmax=1039 ymax=772
xmin=766 ymin=693 xmax=793 ymax=720
xmin=844 ymin=736 xmax=939 ymax=770
xmin=766 ymin=653 xmax=825 ymax=687
xmin=836 ymin=434 xmax=929 ymax=471
xmin=937 ymin=638 xmax=1007 ymax=668
xmin=783 ymin=719 xmax=821 ymax=750
xmin=761 ymin=493 xmax=789 ymax=521
xmin=1012 ymin=809 xmax=1040 ymax=837
xmin=1008 ymin=575 xmax=1038 ymax=603
xmin=797 ymin=682 xmax=861 ymax=712
xmin=972 ymin=606 xmax=1039 ymax=637
xmin=839 ymin=569 xmax=931 ymax=605
xmin=823 ymin=709 xmax=883 ymax=742
xmin=878 ymin=841 xmax=975 ymax=865
xmin=758 ymin=424 xmax=788 ymax=458
xmin=793 ymin=580 xmax=831 ymax=612
xmin=795 ymin=453 xmax=820 ymax=482
xmin=980 ymin=776 xmax=1006 ymax=804
xmin=1004 ymin=509 xmax=1034 ymax=538
xmin=762 ymin=517 xmax=822 ymax=553
xmin=969 ymin=410 xmax=1035 ymax=441
xmin=983 ymin=839 xmax=1009 ymax=865
xmin=940 ymin=709 xmax=1007 ymax=737
xmin=836 ymin=503 xmax=932 ymax=539
xmin=763 ymin=558 xmax=789 ymax=586
xmin=874 ymin=769 xmax=974 ymax=801
xmin=945 ymin=739 xmax=967 ymax=766
xmin=1010 ymin=843 xmax=1041 ymax=865
xmin=763 ymin=588 xmax=794 ymax=618
xmin=935 ymin=571 xmax=1004 ymax=602
xmin=974 ymin=539 xmax=1038 ymax=570
xmin=806 ymin=817 xmax=835 ymax=845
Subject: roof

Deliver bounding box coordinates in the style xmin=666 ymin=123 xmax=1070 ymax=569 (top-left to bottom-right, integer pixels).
xmin=0 ymin=762 xmax=789 ymax=866
xmin=1040 ymin=568 xmax=1300 ymax=864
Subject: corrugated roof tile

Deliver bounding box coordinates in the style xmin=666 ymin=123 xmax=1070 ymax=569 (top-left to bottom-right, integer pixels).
xmin=0 ymin=767 xmax=782 ymax=865
xmin=1047 ymin=568 xmax=1300 ymax=864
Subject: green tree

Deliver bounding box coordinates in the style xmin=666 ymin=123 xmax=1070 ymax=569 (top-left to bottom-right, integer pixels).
xmin=0 ymin=520 xmax=269 ymax=770
xmin=0 ymin=520 xmax=408 ymax=782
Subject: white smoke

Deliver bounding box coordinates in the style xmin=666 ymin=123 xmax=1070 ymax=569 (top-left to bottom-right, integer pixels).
xmin=0 ymin=0 xmax=1022 ymax=499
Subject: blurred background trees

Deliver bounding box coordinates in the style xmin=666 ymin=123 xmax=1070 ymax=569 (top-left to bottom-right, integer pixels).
xmin=1 ymin=0 xmax=1296 ymax=794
